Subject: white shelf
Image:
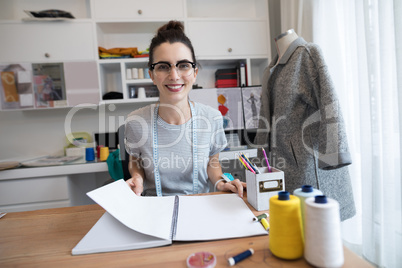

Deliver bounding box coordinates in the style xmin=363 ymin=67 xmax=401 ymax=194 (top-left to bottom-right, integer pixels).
xmin=0 ymin=162 xmax=108 ymax=181
xmin=126 ymin=79 xmax=152 ymax=84
xmin=99 ymin=97 xmax=158 ymax=105
xmin=219 ymin=148 xmax=257 ymax=161
xmin=0 ymin=149 xmax=256 ymax=182
xmin=98 ymin=58 xmax=149 ymax=64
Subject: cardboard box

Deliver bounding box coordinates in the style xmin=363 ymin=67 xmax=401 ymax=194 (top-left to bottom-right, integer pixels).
xmin=245 ymin=167 xmax=285 ymax=211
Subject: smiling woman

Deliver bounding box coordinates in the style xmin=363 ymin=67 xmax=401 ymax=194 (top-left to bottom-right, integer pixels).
xmin=148 ymin=42 xmax=196 ymax=108
xmin=123 ymin=21 xmax=246 ymax=198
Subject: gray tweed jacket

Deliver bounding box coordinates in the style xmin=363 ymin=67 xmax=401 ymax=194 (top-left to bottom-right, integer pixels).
xmin=254 ymin=37 xmax=356 ymax=221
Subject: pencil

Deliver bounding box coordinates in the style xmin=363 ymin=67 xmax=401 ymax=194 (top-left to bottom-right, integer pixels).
xmin=237 ymin=154 xmax=248 ymax=169
xmin=261 ymin=148 xmax=272 ymax=172
xmin=241 ymin=153 xmax=258 ymax=173
xmin=240 ymin=154 xmax=256 ymax=174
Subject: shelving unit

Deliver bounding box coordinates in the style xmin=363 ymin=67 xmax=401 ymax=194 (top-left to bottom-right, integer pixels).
xmin=0 ymin=0 xmax=270 ymax=211
xmin=0 ymin=0 xmax=271 ymax=109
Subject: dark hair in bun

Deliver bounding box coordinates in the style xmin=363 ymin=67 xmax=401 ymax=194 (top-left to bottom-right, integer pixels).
xmin=148 ymin=20 xmax=196 ymax=67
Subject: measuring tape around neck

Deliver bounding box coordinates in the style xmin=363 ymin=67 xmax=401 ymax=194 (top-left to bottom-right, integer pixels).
xmin=152 ymin=101 xmax=198 ymax=196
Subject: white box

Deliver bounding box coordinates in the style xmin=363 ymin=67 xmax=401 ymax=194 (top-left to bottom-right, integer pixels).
xmin=246 ymin=167 xmax=285 ymax=211
xmin=66 ymin=147 xmax=85 ymax=157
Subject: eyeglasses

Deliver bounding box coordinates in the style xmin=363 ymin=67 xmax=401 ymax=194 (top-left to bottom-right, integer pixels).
xmin=150 ymin=60 xmax=196 ymax=77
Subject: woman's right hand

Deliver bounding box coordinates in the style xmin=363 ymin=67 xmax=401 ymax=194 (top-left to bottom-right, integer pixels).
xmin=127 ymin=155 xmax=145 ymax=196
xmin=126 ymin=174 xmax=144 ymax=196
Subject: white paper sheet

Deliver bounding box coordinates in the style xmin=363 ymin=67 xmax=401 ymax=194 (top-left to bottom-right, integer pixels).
xmin=72 ymin=212 xmax=172 ymax=255
xmin=87 ymin=179 xmax=176 ymax=240
xmin=175 ymin=194 xmax=267 ymax=241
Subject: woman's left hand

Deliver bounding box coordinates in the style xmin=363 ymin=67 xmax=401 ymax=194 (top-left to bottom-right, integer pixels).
xmin=217 ymin=179 xmax=247 ymax=198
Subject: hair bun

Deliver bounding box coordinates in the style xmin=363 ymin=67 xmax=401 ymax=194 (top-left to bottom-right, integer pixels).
xmin=158 ymin=20 xmax=184 ymax=34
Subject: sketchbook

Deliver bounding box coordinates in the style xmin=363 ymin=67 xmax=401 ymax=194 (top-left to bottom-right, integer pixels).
xmin=72 ymin=179 xmax=267 ymax=255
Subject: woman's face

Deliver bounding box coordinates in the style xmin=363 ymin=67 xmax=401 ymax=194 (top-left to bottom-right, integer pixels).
xmin=149 ymin=42 xmax=198 ymax=105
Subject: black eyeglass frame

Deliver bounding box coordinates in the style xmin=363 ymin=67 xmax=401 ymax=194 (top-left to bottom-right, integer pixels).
xmin=149 ymin=60 xmax=196 ymax=71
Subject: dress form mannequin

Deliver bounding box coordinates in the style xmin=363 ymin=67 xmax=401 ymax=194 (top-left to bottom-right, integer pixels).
xmin=275 ymin=29 xmax=299 ymax=64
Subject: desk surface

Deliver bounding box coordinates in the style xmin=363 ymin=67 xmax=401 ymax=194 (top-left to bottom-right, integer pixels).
xmin=0 ymin=193 xmax=372 ymax=268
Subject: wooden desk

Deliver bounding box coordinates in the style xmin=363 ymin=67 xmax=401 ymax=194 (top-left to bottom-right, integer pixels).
xmin=0 ymin=193 xmax=372 ymax=268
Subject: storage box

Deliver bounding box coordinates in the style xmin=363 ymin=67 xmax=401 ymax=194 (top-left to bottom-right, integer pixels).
xmin=245 ymin=167 xmax=285 ymax=211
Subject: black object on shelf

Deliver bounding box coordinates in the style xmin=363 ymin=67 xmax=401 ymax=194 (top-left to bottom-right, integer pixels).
xmin=103 ymin=92 xmax=123 ymax=100
xmin=26 ymin=9 xmax=75 ymax=19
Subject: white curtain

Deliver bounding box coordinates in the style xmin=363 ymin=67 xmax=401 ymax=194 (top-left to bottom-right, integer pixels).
xmin=279 ymin=0 xmax=402 ymax=267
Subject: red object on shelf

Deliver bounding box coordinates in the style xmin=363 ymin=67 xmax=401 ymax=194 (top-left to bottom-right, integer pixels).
xmin=215 ymin=79 xmax=238 ymax=88
xmin=134 ymin=54 xmax=149 ymax=58
xmin=218 ymin=104 xmax=229 ymax=116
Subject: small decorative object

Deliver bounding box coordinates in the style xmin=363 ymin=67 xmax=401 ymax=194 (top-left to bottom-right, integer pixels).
xmin=24 ymin=9 xmax=75 ymax=20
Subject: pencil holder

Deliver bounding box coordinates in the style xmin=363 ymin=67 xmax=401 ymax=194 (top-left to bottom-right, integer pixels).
xmin=245 ymin=167 xmax=285 ymax=211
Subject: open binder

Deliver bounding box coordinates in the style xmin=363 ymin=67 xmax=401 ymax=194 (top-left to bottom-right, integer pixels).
xmin=72 ymin=180 xmax=267 ymax=255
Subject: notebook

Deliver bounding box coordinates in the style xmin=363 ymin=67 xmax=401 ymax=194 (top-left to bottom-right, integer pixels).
xmin=72 ymin=179 xmax=267 ymax=255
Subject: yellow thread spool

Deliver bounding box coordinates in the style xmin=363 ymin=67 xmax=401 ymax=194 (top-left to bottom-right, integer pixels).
xmin=261 ymin=218 xmax=270 ymax=230
xmin=99 ymin=147 xmax=109 ymax=162
xmin=269 ymin=191 xmax=304 ymax=260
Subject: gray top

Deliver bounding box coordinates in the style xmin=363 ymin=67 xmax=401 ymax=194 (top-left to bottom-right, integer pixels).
xmin=125 ymin=102 xmax=227 ymax=196
xmin=254 ymin=37 xmax=356 ymax=221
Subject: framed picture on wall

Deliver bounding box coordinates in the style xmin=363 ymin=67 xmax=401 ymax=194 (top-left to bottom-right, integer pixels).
xmin=32 ymin=62 xmax=67 ymax=108
xmin=242 ymin=86 xmax=262 ymax=129
xmin=0 ymin=63 xmax=34 ymax=110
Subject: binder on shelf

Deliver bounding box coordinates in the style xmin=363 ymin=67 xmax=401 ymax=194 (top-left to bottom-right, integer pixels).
xmin=214 ymin=62 xmax=247 ymax=88
xmin=215 ymin=68 xmax=238 ymax=88
xmin=239 ymin=62 xmax=246 ymax=87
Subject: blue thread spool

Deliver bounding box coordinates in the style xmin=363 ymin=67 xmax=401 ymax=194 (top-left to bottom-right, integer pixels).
xmin=228 ymin=248 xmax=254 ymax=266
xmin=85 ymin=147 xmax=95 ymax=161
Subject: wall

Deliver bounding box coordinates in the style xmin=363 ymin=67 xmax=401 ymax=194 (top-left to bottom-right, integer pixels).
xmin=268 ymin=0 xmax=282 ymax=59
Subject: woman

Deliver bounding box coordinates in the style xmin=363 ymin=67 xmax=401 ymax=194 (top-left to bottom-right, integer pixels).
xmin=124 ymin=21 xmax=245 ymax=197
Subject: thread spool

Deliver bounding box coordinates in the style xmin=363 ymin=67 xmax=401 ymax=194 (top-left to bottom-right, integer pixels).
xmin=253 ymin=212 xmax=269 ymax=222
xmin=129 ymin=87 xmax=136 ymax=98
xmin=138 ymin=68 xmax=144 ymax=79
xmin=269 ymin=191 xmax=304 ymax=260
xmin=131 ymin=68 xmax=139 ymax=79
xmin=85 ymin=147 xmax=95 ymax=161
xmin=228 ymin=248 xmax=254 ymax=266
xmin=96 ymin=145 xmax=104 ymax=159
xmin=293 ymin=185 xmax=323 ymax=230
xmin=260 ymin=218 xmax=269 ymax=230
xmin=144 ymin=68 xmax=150 ymax=79
xmin=137 ymin=87 xmax=146 ymax=99
xmin=99 ymin=147 xmax=109 ymax=162
xmin=126 ymin=68 xmax=132 ymax=80
xmin=304 ymin=196 xmax=344 ymax=268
